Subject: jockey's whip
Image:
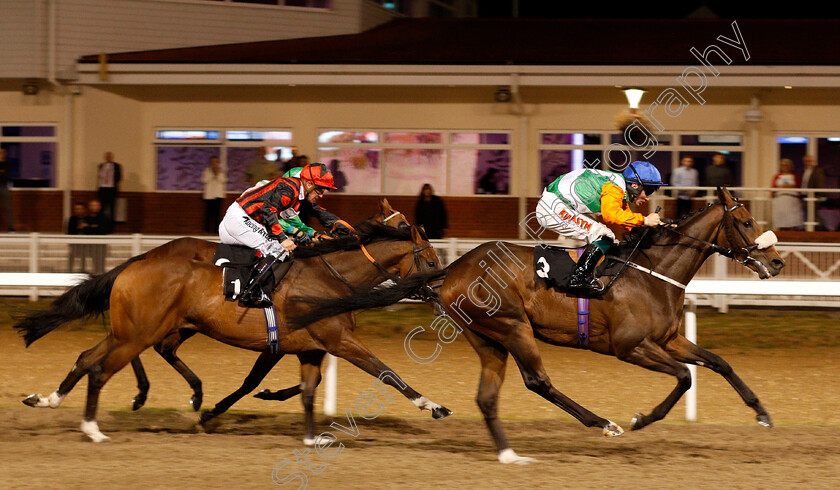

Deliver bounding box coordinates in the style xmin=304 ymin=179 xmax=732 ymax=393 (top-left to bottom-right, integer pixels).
xmin=602 ymin=206 xmax=661 ymax=291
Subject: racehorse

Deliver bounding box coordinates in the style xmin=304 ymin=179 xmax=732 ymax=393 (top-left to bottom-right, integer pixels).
xmin=290 ymin=187 xmax=785 ymax=463
xmin=15 ymin=222 xmax=449 ymax=443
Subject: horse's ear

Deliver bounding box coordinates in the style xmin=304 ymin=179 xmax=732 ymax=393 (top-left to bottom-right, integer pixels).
xmin=716 ymin=186 xmax=734 ymax=205
xmin=411 ymin=224 xmax=424 ymax=242
xmin=379 ymin=197 xmax=391 ymax=212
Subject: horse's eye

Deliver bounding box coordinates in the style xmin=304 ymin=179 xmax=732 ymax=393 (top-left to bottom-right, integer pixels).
xmin=744 ymin=220 xmax=753 ymax=228
xmin=427 ymin=261 xmax=436 ymax=268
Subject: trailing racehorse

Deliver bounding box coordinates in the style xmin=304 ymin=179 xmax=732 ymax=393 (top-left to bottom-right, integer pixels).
xmin=291 ymin=188 xmax=785 ymax=463
xmin=15 ymin=222 xmax=449 ymax=442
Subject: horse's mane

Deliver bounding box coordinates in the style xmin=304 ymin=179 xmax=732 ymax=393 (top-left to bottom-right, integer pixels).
xmin=617 ymin=201 xmax=718 ymax=252
xmin=294 ymin=221 xmax=420 ymax=259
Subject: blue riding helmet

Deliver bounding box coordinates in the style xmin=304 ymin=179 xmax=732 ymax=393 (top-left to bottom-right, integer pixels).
xmin=622 ymin=161 xmax=667 ymax=197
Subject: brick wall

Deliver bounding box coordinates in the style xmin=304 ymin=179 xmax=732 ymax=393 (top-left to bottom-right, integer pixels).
xmin=13 ymin=192 xmax=525 ymax=238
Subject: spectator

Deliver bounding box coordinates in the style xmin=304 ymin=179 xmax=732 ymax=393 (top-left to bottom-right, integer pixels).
xmin=477 ymin=167 xmax=501 ymax=194
xmin=0 ymin=148 xmax=13 ymax=231
xmin=771 ymin=159 xmax=803 ymax=231
xmin=328 ymin=159 xmax=348 ymax=192
xmin=83 ymin=199 xmax=110 ymax=274
xmin=201 ymin=156 xmax=227 ymax=233
xmin=671 ymin=156 xmax=699 ymax=218
xmin=67 ymin=202 xmax=88 ymax=271
xmin=415 ymin=183 xmax=448 ymax=239
xmin=801 ymin=154 xmax=827 ymax=230
xmin=703 ymin=153 xmax=733 ymax=188
xmin=97 ymin=151 xmax=122 ymax=223
xmin=244 ymin=147 xmax=279 ymax=184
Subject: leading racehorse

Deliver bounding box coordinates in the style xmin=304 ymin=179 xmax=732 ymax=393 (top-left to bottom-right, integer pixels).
xmin=291 ymin=187 xmax=785 ymax=463
xmin=15 ymin=222 xmax=449 ymax=442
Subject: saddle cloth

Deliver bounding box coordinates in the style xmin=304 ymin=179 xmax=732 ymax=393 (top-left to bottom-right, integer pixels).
xmin=533 ymin=246 xmax=623 ymax=293
xmin=212 ymin=243 xmax=259 ymax=302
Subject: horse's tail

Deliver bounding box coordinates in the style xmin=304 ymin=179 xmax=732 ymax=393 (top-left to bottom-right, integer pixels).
xmin=13 ymin=253 xmax=148 ymax=347
xmin=289 ymin=268 xmax=448 ymax=329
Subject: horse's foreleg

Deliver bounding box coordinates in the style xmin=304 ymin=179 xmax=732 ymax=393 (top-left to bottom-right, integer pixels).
xmin=505 ymin=327 xmax=623 ymax=436
xmin=129 ymin=357 xmax=151 ymax=411
xmin=616 ymin=337 xmax=692 ymax=431
xmin=323 ymin=328 xmax=452 ymax=419
xmin=154 ymin=329 xmax=202 ymax=411
xmin=666 ymin=334 xmax=772 ymax=428
xmin=462 ymin=329 xmax=535 ymax=464
xmin=198 ymin=351 xmax=281 ymax=426
xmin=298 ymin=351 xmax=326 ymax=446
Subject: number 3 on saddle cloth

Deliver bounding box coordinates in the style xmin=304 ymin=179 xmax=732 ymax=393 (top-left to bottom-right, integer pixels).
xmin=212 ymin=243 xmax=286 ymax=353
xmin=533 ymin=246 xmax=624 ymax=348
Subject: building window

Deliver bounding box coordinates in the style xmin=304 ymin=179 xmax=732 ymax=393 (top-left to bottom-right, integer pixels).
xmin=154 ymin=128 xmax=293 ymax=191
xmin=0 ymin=125 xmax=58 ymax=188
xmin=538 ymin=131 xmax=742 ymax=189
xmin=317 ymin=129 xmax=511 ymax=195
xmin=203 ymin=0 xmax=331 ymax=7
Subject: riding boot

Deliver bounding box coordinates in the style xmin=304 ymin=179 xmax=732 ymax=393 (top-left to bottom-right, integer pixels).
xmin=568 ymin=244 xmax=605 ymax=295
xmin=240 ymin=255 xmax=278 ymax=308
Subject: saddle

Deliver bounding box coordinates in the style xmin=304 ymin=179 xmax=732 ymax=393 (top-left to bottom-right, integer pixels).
xmin=212 ymin=244 xmax=260 ymax=302
xmin=533 ymin=245 xmax=625 ymax=297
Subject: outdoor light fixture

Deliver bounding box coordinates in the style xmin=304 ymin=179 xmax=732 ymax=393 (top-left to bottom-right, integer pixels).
xmin=623 ymin=87 xmax=646 ymax=111
xmin=22 ymin=80 xmax=39 ymax=96
xmin=494 ymin=87 xmax=512 ymax=103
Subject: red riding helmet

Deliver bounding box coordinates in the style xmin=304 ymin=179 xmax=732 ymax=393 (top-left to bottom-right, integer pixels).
xmin=299 ymin=163 xmax=337 ymax=190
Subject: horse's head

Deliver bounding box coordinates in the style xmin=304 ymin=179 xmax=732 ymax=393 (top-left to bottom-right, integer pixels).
xmin=397 ymin=225 xmax=446 ymax=315
xmin=715 ymin=187 xmax=785 ymax=279
xmin=377 ymin=197 xmax=410 ymax=229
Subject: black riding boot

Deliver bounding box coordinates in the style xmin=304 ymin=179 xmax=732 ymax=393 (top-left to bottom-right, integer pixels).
xmin=240 ymin=256 xmax=278 ymax=308
xmin=568 ymin=244 xmax=605 ymax=295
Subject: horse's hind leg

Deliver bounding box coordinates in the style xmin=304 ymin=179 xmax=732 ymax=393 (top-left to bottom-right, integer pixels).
xmin=462 ymin=329 xmax=535 ymax=464
xmin=23 ymin=341 xmax=107 ymax=409
xmin=198 ymin=351 xmax=282 ymax=426
xmin=129 ymin=357 xmax=151 ymax=411
xmin=666 ymin=334 xmax=772 ymax=428
xmin=298 ymin=351 xmax=326 ymax=445
xmin=503 ymin=323 xmax=623 ymax=436
xmin=615 ymin=337 xmax=692 ymax=431
xmin=154 ymin=329 xmax=202 ymax=410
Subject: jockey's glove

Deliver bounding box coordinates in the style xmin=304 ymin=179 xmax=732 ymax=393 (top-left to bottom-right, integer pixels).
xmin=290 ymin=228 xmax=313 ymax=246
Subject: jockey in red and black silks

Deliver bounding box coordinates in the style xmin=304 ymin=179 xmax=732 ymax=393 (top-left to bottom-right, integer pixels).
xmin=218 ymin=162 xmax=338 ymax=306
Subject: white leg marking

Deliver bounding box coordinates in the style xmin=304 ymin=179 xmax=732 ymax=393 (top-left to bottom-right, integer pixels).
xmin=81 ymin=420 xmax=111 ymax=443
xmin=302 ymin=437 xmax=316 ymax=446
xmin=48 ymin=391 xmax=65 ymax=408
xmin=498 ymin=448 xmax=537 ymax=465
xmin=411 ymin=396 xmax=441 ymax=412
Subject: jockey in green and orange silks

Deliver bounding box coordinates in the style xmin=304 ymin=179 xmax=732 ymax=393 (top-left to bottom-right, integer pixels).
xmin=535 ymin=161 xmax=668 ymax=294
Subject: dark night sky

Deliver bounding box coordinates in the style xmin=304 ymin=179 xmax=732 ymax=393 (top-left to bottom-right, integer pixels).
xmin=475 ymin=1 xmax=840 ymax=19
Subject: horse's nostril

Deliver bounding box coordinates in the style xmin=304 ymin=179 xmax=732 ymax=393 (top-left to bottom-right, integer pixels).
xmin=772 ymin=259 xmax=785 ymax=270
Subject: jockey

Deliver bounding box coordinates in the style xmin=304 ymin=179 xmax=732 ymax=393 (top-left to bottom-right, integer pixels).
xmin=218 ymin=162 xmax=338 ymax=306
xmin=278 ymin=166 xmax=354 ymax=242
xmin=535 ymin=161 xmax=668 ymax=295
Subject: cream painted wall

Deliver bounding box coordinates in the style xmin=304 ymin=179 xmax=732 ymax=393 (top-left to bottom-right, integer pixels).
xmin=8 ymin=85 xmax=840 ymax=194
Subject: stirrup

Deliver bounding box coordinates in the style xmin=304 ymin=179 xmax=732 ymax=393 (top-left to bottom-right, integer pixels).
xmin=568 ymin=277 xmax=605 ymax=295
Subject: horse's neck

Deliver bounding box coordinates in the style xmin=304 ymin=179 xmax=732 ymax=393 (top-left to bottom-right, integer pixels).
xmin=645 ymin=206 xmax=723 ymax=286
xmin=328 ymin=240 xmax=408 ymax=285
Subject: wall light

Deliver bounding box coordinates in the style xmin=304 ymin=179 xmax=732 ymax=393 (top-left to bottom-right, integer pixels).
xmin=494 ymin=87 xmax=512 ymax=103
xmin=623 ymin=87 xmax=646 ymax=111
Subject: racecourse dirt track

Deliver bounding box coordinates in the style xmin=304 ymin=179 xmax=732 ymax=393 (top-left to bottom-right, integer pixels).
xmin=2 ymin=302 xmax=840 ymax=489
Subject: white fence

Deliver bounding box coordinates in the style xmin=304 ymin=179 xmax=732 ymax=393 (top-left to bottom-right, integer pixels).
xmin=4 ymin=233 xmax=840 ymax=309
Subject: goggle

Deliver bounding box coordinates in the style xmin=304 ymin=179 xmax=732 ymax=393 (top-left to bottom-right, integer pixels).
xmin=643 ymin=185 xmax=660 ymax=195
xmin=628 ymin=183 xmax=659 ymax=196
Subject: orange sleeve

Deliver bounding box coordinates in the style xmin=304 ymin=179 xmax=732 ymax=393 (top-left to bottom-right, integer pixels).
xmin=600 ymin=184 xmax=645 ymax=230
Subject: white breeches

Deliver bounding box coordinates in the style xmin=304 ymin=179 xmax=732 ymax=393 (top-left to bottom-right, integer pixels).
xmin=534 ymin=190 xmax=616 ymax=244
xmin=218 ymin=203 xmax=289 ymax=259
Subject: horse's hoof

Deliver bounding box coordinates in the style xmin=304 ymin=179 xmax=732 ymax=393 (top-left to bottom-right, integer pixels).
xmin=198 ymin=410 xmax=216 ymax=426
xmin=303 ymin=437 xmax=316 ymax=447
xmin=498 ymin=448 xmax=537 ymax=464
xmin=630 ymin=413 xmax=647 ymax=431
xmin=132 ymin=393 xmax=147 ymax=411
xmin=432 ymin=406 xmax=453 ymax=419
xmin=22 ymin=394 xmax=41 ymax=407
xmin=254 ymin=389 xmax=274 ymax=400
xmin=603 ymin=420 xmax=624 ymax=437
xmin=190 ymin=393 xmax=203 ymax=411
xmin=757 ymin=414 xmax=774 ymax=428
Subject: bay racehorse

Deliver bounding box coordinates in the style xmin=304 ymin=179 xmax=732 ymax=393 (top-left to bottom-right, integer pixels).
xmin=15 ymin=222 xmax=449 ymax=442
xmin=290 ymin=187 xmax=784 ymax=463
